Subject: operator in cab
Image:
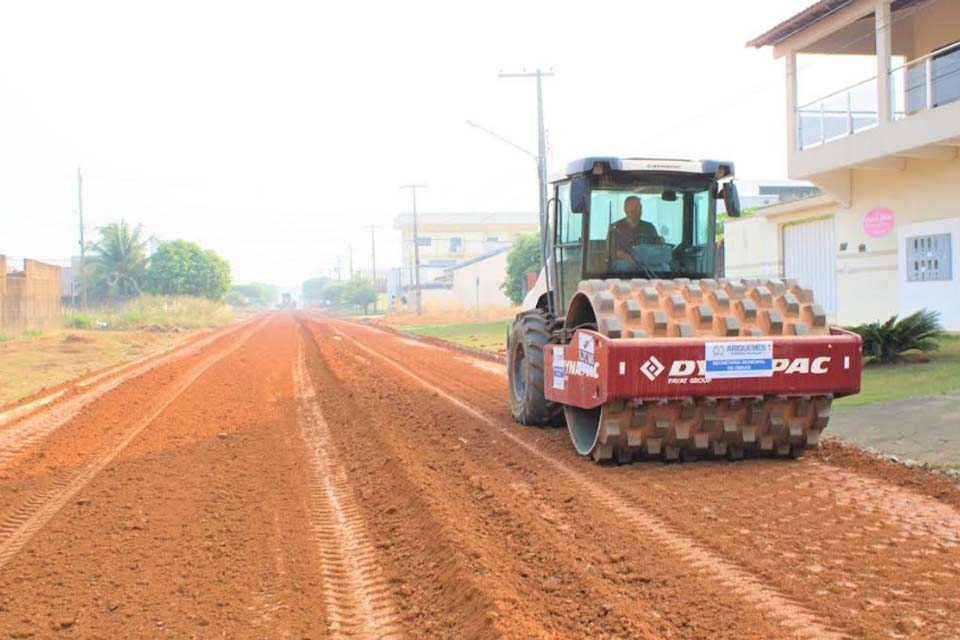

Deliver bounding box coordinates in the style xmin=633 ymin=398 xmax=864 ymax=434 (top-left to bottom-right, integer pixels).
xmin=609 ymin=195 xmax=662 ymax=271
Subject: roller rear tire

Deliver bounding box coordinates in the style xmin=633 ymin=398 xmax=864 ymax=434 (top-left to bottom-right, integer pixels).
xmin=508 ymin=310 xmax=563 ymax=426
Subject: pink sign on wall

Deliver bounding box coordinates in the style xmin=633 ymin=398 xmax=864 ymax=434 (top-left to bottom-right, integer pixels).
xmin=864 ymin=207 xmax=895 ymax=238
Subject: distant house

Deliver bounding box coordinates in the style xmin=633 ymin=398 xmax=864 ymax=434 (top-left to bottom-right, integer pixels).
xmin=728 ymin=0 xmax=960 ymax=328
xmin=733 ymin=181 xmax=822 ymax=210
xmin=60 ymin=256 xmax=83 ymax=305
xmin=442 ymin=246 xmax=513 ymax=310
xmin=389 ymin=211 xmax=538 ymax=308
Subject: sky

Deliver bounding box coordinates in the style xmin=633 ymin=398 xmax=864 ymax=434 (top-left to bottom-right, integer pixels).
xmin=0 ymin=0 xmax=832 ymax=288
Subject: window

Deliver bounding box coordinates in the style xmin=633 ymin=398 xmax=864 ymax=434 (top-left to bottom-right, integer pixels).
xmin=449 ymin=236 xmax=463 ymax=252
xmin=907 ymin=233 xmax=952 ymax=282
xmin=555 ymin=182 xmax=583 ymax=310
xmin=906 ymin=41 xmax=960 ymax=112
xmin=416 ymin=237 xmax=431 ymax=247
xmin=933 ymin=42 xmax=960 ymax=108
xmin=585 ymin=188 xmax=713 ymax=278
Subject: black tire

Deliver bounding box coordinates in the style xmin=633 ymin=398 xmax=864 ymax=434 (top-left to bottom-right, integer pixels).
xmin=507 ymin=310 xmax=563 ymax=426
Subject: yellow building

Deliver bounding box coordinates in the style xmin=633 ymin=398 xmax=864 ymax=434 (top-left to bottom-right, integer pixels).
xmin=390 ymin=212 xmax=538 ymax=303
xmin=728 ymin=0 xmax=960 ymax=329
xmin=393 ymin=212 xmax=538 ymax=269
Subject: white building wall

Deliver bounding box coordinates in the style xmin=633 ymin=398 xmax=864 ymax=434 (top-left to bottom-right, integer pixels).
xmin=413 ymin=250 xmax=516 ymax=313
xmin=727 ymin=159 xmax=960 ymax=328
xmin=448 ymin=250 xmax=513 ymax=310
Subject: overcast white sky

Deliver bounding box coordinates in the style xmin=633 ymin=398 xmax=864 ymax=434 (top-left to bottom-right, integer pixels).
xmin=1 ymin=0 xmax=831 ymax=287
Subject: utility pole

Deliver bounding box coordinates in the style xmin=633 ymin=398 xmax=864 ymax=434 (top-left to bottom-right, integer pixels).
xmin=348 ymin=242 xmax=353 ymax=280
xmin=336 ymin=256 xmax=342 ymax=281
xmin=77 ymin=166 xmax=87 ymax=309
xmin=497 ymin=69 xmax=553 ymax=240
xmin=368 ymin=225 xmax=377 ymax=312
xmin=399 ymin=184 xmax=426 ymax=316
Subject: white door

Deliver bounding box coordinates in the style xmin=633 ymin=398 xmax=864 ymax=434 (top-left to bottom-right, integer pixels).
xmin=782 ymin=217 xmax=837 ymax=315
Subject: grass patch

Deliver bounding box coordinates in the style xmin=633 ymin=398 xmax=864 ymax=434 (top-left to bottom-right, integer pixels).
xmin=402 ymin=321 xmax=509 ymax=353
xmin=63 ymin=295 xmax=233 ymax=331
xmin=0 ymin=329 xmax=190 ymax=406
xmin=836 ymin=334 xmax=960 ymax=407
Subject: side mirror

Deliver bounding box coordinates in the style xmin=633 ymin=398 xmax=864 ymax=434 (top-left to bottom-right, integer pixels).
xmin=721 ymin=182 xmax=741 ymax=217
xmin=570 ymin=175 xmax=590 ymax=214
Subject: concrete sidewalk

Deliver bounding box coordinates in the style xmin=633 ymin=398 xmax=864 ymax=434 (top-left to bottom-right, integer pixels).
xmin=830 ymin=391 xmax=960 ymax=465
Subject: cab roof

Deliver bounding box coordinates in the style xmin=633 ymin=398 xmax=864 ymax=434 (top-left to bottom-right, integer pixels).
xmin=553 ymin=157 xmax=735 ymax=183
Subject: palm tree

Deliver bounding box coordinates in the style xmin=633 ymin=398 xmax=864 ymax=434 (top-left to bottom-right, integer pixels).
xmin=86 ymin=220 xmax=149 ymax=301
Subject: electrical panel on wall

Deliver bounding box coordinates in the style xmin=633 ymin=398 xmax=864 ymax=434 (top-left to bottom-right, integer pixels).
xmin=906 ymin=233 xmax=953 ymax=282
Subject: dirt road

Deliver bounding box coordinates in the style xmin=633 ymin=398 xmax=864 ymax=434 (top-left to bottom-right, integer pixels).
xmin=1 ymin=313 xmax=958 ymax=639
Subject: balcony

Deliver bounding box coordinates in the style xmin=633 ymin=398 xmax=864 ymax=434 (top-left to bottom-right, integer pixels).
xmin=797 ymin=40 xmax=960 ymax=150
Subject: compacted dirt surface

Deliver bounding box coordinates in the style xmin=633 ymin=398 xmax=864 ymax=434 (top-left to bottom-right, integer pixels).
xmin=1 ymin=312 xmax=959 ymax=639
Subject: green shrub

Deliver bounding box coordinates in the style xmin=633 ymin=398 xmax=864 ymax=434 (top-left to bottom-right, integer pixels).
xmin=849 ymin=309 xmax=944 ymax=364
xmin=67 ymin=313 xmax=95 ymax=329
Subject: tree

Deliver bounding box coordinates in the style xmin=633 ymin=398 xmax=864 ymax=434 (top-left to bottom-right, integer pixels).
xmin=228 ymin=282 xmax=278 ymax=307
xmin=344 ymin=278 xmax=377 ymax=314
xmin=302 ymin=277 xmax=375 ymax=313
xmin=86 ymin=220 xmax=149 ymax=301
xmin=302 ymin=278 xmax=330 ymax=305
xmin=501 ymin=234 xmax=542 ymax=306
xmin=145 ymin=240 xmax=231 ymax=301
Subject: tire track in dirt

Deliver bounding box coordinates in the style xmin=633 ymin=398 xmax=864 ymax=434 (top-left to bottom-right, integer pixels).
xmin=328 ymin=320 xmax=843 ymax=640
xmin=306 ymin=318 xmax=806 ymax=637
xmin=333 ymin=318 xmax=960 ymax=638
xmin=0 ymin=320 xmax=261 ymax=573
xmin=0 ymin=320 xmax=253 ymax=471
xmin=301 ymin=320 xmax=578 ymax=638
xmin=293 ymin=338 xmax=402 ymax=640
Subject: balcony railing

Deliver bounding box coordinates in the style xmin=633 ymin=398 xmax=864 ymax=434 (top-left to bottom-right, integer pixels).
xmin=796 ymin=77 xmax=880 ymax=149
xmin=892 ymin=40 xmax=960 ymax=118
xmin=795 ymin=40 xmax=960 ymax=151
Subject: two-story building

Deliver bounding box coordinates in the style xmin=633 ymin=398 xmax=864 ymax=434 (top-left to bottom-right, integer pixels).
xmin=727 ymin=0 xmax=960 ymax=328
xmin=389 ymin=211 xmax=539 ymax=311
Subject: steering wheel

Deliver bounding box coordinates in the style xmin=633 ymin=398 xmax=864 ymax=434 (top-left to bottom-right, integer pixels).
xmin=672 ymin=244 xmax=704 ymax=271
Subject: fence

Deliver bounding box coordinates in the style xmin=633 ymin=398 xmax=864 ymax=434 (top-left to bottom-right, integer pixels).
xmin=0 ymin=256 xmax=62 ymax=335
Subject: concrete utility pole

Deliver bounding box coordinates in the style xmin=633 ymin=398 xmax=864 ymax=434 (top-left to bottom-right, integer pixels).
xmin=497 ymin=69 xmax=553 ymax=237
xmin=399 ymin=184 xmax=426 ymax=316
xmin=348 ymin=242 xmax=354 ymax=280
xmin=368 ymin=225 xmax=377 ymax=313
xmin=498 ymin=69 xmax=554 ymax=308
xmin=77 ymin=166 xmax=87 ymax=309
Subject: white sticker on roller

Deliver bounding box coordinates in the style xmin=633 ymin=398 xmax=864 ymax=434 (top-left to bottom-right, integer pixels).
xmin=577 ymin=333 xmax=595 ymax=376
xmin=704 ymin=341 xmax=774 ymax=378
xmin=552 ymin=346 xmax=565 ymax=390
